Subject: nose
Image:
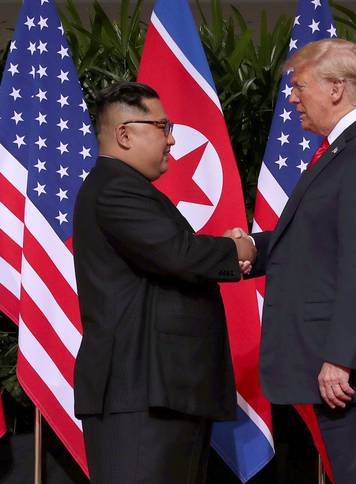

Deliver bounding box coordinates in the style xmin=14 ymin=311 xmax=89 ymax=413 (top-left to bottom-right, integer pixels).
xmin=289 ymin=88 xmax=299 ymax=105
xmin=167 ymin=132 xmax=175 ymax=146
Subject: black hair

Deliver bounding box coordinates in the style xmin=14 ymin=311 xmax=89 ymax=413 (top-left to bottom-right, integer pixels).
xmin=95 ymin=81 xmax=159 ymax=122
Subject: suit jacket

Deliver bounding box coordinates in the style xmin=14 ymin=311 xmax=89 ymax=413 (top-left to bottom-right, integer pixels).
xmin=73 ymin=156 xmax=240 ymax=420
xmin=251 ymin=121 xmax=356 ymax=404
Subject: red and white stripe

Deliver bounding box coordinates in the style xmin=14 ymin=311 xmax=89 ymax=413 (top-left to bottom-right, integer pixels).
xmin=0 ymin=142 xmax=88 ymax=474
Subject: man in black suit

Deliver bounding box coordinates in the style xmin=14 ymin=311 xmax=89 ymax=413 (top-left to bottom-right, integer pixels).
xmin=73 ymin=81 xmax=256 ymax=483
xmin=237 ymin=39 xmax=356 ymax=482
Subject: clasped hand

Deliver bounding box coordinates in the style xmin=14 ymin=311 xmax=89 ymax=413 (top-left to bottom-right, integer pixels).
xmin=318 ymin=362 xmax=355 ymax=409
xmin=223 ymin=227 xmax=256 ymax=275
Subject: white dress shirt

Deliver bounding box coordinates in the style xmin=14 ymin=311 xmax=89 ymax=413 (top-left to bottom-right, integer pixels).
xmin=328 ymin=108 xmax=356 ymax=145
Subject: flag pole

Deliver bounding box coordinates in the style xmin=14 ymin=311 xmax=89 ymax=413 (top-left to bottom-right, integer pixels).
xmin=34 ymin=408 xmax=42 ymax=484
xmin=318 ymin=455 xmax=326 ymax=484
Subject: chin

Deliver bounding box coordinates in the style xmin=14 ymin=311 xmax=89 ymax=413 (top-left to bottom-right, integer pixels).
xmin=302 ymin=123 xmax=319 ymax=135
xmin=160 ymin=163 xmax=168 ymax=175
xmin=301 ymin=120 xmax=310 ymax=131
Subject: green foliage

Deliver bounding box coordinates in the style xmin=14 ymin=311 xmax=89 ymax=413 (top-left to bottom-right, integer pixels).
xmin=197 ymin=0 xmax=292 ymax=220
xmin=59 ymin=0 xmax=145 ymax=114
xmin=0 ymin=42 xmax=9 ymax=75
xmin=0 ymin=315 xmax=31 ymax=412
xmin=0 ymin=327 xmax=17 ymax=395
xmin=331 ymin=1 xmax=356 ymax=41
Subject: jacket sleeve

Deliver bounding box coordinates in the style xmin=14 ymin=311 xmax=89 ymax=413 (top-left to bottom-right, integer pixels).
xmin=244 ymin=231 xmax=273 ymax=278
xmin=96 ymin=175 xmax=241 ymax=284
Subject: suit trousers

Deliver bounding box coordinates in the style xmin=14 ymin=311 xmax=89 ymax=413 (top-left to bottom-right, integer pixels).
xmin=314 ymin=403 xmax=356 ymax=483
xmin=82 ymin=408 xmax=212 ymax=484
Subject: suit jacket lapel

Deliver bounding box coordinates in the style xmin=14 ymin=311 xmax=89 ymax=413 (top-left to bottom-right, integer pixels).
xmin=268 ymin=126 xmax=352 ymax=256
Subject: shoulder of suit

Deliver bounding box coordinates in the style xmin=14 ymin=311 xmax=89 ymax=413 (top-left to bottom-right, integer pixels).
xmin=326 ymin=122 xmax=356 ymax=167
xmin=340 ymin=120 xmax=356 ymax=144
xmin=95 ymin=160 xmax=159 ymax=201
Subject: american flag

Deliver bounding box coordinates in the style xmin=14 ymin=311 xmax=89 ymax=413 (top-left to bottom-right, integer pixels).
xmin=138 ymin=0 xmax=274 ymax=481
xmin=0 ymin=0 xmax=97 ymax=473
xmin=252 ymin=0 xmax=336 ymax=480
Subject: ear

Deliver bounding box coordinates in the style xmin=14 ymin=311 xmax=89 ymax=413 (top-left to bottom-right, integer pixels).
xmin=114 ymin=124 xmax=131 ymax=149
xmin=331 ymin=79 xmax=346 ymax=104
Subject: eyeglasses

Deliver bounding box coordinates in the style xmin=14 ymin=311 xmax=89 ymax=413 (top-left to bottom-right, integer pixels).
xmin=122 ymin=119 xmax=174 ymax=137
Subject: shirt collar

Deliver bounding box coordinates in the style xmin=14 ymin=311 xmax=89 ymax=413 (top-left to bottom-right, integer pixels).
xmin=328 ymin=108 xmax=356 ymax=145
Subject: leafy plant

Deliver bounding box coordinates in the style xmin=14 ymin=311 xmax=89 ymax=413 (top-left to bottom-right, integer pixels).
xmin=0 ymin=326 xmax=18 ymax=397
xmin=0 ymin=41 xmax=9 ymax=74
xmin=0 ymin=315 xmax=32 ymax=432
xmin=197 ymin=0 xmax=292 ymax=220
xmin=60 ymin=0 xmax=293 ymax=220
xmin=331 ymin=2 xmax=356 ymax=41
xmin=59 ymin=0 xmax=145 ymax=114
xmin=0 ymin=326 xmax=26 ymax=404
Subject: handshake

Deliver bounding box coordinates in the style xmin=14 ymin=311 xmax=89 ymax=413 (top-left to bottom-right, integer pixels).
xmin=223 ymin=227 xmax=256 ymax=275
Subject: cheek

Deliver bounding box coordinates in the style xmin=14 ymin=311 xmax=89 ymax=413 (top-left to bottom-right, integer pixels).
xmin=146 ymin=135 xmax=165 ymax=155
xmin=299 ymin=93 xmax=308 ymax=106
xmin=147 ymin=145 xmax=165 ymax=169
xmin=301 ymin=96 xmax=317 ymax=115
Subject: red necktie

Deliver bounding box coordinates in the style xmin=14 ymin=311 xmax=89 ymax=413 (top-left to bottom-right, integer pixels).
xmin=307 ymin=138 xmax=330 ymax=172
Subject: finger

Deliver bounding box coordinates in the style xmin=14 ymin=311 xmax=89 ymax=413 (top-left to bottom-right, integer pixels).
xmin=239 ymin=261 xmax=252 ymax=274
xmin=331 ymin=397 xmax=347 ymax=408
xmin=321 ymin=393 xmax=336 ymax=409
xmin=319 ymin=384 xmax=335 ymax=409
xmin=326 ymin=386 xmax=347 ymax=408
xmin=239 ymin=260 xmax=251 ymax=267
xmin=232 ymin=228 xmax=244 ymax=238
xmin=331 ymin=384 xmax=352 ymax=402
xmin=339 ymin=381 xmax=355 ymax=396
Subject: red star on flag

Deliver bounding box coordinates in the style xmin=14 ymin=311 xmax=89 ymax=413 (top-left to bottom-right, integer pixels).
xmin=155 ymin=141 xmax=213 ymax=206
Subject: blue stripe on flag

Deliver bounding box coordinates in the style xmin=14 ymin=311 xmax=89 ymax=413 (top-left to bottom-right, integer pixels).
xmin=211 ymin=407 xmax=274 ymax=483
xmin=153 ymin=0 xmax=216 ymax=92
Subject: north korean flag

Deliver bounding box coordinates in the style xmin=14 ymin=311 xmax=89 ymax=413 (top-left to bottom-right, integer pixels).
xmin=138 ymin=1 xmax=274 ymax=481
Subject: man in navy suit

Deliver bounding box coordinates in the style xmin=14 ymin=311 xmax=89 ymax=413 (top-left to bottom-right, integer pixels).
xmin=238 ymin=39 xmax=356 ymax=482
xmin=73 ymin=81 xmax=256 ymax=483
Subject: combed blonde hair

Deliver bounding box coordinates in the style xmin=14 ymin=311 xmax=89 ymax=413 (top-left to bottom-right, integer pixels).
xmin=284 ymin=39 xmax=356 ymax=99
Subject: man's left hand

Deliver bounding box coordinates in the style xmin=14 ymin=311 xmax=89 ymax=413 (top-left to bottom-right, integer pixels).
xmin=318 ymin=362 xmax=355 ymax=409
